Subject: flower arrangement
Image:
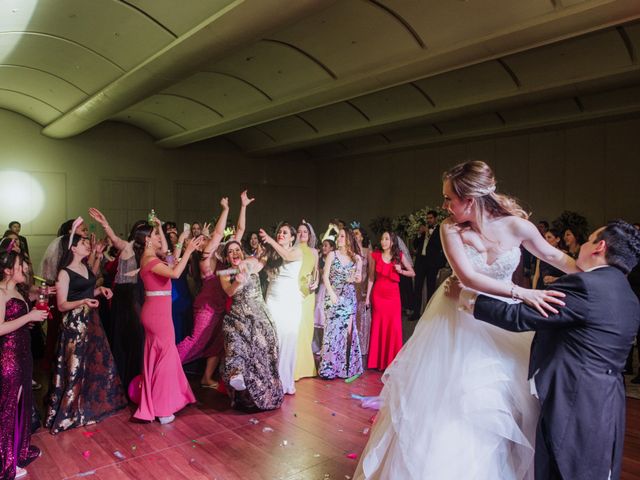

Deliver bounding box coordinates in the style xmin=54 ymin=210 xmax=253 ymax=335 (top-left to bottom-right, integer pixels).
xmin=403 ymin=207 xmax=449 ymax=239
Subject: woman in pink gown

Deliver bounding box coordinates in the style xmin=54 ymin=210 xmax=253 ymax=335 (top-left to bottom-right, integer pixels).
xmin=366 ymin=232 xmax=415 ymax=370
xmin=133 ymin=222 xmax=204 ymax=424
xmin=176 ymin=192 xmax=252 ymax=387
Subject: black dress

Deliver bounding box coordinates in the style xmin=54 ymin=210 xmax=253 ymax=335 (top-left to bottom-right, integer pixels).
xmin=45 ymin=268 xmax=127 ymax=434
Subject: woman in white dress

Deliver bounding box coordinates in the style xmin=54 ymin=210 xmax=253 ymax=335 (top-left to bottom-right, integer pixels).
xmin=260 ymin=223 xmax=303 ymax=395
xmin=355 ymin=161 xmax=578 ymax=480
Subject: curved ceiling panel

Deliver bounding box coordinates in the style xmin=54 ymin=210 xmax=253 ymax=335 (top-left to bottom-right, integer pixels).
xmin=384 ymin=0 xmax=556 ymax=51
xmin=208 ymin=39 xmax=335 ymax=100
xmin=123 ymin=0 xmax=239 ymax=37
xmin=384 ymin=124 xmax=442 ymax=143
xmin=415 ymin=60 xmax=518 ymax=108
xmin=111 ymin=110 xmax=184 ymax=138
xmin=225 ymin=127 xmax=276 ymax=152
xmin=437 ymin=113 xmax=503 ymax=135
xmin=0 ymin=89 xmax=60 ymax=124
xmin=256 ymin=116 xmax=318 ymax=143
xmin=163 ymin=71 xmax=270 ymax=116
xmin=503 ymin=29 xmax=632 ymax=89
xmin=0 ymin=0 xmax=173 ymax=71
xmin=0 ymin=32 xmax=122 ymax=93
xmin=0 ymin=65 xmax=86 ymax=111
xmin=270 ymin=1 xmax=422 ymax=77
xmin=349 ymin=83 xmax=435 ymax=123
xmin=499 ymin=98 xmax=582 ymax=125
xmin=300 ymin=102 xmax=370 ymax=134
xmin=132 ymin=94 xmax=222 ymax=130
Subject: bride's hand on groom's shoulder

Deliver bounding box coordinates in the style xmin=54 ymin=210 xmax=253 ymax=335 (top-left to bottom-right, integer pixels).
xmin=517 ymin=287 xmax=565 ymax=318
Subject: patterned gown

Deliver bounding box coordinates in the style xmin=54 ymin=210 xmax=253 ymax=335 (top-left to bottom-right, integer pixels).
xmin=222 ymin=273 xmax=283 ymax=411
xmin=1 ymin=298 xmax=40 ymax=480
xmin=354 ymin=250 xmax=371 ymax=356
xmin=46 ymin=268 xmax=127 ymax=434
xmin=319 ymin=254 xmax=363 ymax=379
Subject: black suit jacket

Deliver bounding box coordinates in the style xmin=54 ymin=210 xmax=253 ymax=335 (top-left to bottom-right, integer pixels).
xmin=473 ymin=267 xmax=640 ymax=480
xmin=413 ymin=225 xmax=446 ymax=269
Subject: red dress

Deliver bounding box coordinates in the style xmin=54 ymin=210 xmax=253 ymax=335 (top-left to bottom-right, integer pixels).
xmin=135 ymin=258 xmax=195 ymax=420
xmin=367 ymin=251 xmax=403 ymax=370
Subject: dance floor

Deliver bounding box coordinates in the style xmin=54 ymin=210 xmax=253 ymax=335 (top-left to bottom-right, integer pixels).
xmin=26 ymin=372 xmax=640 ymax=480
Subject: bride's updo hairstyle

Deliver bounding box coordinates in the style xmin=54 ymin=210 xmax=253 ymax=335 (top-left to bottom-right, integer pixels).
xmin=443 ymin=160 xmax=528 ymax=227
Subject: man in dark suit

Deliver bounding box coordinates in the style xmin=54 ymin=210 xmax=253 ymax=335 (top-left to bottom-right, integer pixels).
xmin=447 ymin=220 xmax=640 ymax=480
xmin=411 ymin=210 xmax=447 ymax=320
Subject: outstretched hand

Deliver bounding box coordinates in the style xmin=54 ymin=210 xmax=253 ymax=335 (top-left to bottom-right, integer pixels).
xmin=240 ymin=190 xmax=255 ymax=207
xmin=88 ymin=208 xmax=108 ymax=226
xmin=220 ymin=197 xmax=229 ymax=210
xmin=443 ymin=276 xmax=462 ymax=299
xmin=259 ymin=229 xmax=275 ymax=246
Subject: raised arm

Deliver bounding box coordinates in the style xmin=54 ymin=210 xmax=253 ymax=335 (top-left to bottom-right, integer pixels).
xmin=259 ymin=229 xmax=303 ymax=262
xmin=149 ymin=236 xmax=204 ymax=279
xmin=89 ymin=208 xmax=129 ymax=252
xmin=234 ymin=190 xmax=254 ymax=242
xmin=441 ymin=220 xmax=564 ymax=316
xmin=203 ymin=197 xmax=229 ymax=258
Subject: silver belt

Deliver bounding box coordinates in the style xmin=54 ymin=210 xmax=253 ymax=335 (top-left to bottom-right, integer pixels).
xmin=145 ymin=290 xmax=172 ymax=297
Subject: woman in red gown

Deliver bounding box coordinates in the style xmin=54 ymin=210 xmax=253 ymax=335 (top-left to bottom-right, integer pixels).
xmin=133 ymin=222 xmax=204 ymax=424
xmin=366 ymin=231 xmax=415 ymax=370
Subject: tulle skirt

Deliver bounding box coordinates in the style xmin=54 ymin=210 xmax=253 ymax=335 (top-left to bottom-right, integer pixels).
xmin=355 ymin=287 xmax=538 ymax=480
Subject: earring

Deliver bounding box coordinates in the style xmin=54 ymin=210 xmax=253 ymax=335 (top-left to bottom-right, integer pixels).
xmin=146 ymin=240 xmax=152 ymax=249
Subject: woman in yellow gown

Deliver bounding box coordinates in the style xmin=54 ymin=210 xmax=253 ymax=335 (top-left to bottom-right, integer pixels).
xmin=294 ymin=221 xmax=318 ymax=380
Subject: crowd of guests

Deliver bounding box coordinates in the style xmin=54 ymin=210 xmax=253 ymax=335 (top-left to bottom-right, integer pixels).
xmin=1 ymin=191 xmax=639 ymax=479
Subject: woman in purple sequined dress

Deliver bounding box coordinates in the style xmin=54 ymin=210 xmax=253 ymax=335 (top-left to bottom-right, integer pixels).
xmin=0 ymin=250 xmax=48 ymax=479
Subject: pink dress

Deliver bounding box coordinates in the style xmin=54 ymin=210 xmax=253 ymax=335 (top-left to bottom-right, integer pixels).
xmin=176 ymin=266 xmax=227 ymax=364
xmin=367 ymin=251 xmax=403 ymax=370
xmin=134 ymin=258 xmax=195 ymax=420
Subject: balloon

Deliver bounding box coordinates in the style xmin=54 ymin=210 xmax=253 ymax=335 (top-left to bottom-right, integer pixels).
xmin=128 ymin=374 xmax=143 ymax=404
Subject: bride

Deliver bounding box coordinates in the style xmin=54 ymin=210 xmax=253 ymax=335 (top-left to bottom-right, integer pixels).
xmin=355 ymin=161 xmax=578 ymax=480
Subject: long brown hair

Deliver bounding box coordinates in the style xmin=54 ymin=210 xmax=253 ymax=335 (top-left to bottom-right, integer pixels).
xmin=443 ymin=160 xmax=528 ymax=229
xmin=339 ymin=228 xmax=360 ymax=263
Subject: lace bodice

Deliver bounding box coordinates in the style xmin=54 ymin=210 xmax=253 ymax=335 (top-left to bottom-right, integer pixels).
xmin=463 ymin=244 xmax=520 ymax=283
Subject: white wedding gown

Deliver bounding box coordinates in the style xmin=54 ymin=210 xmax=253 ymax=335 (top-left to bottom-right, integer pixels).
xmin=355 ymin=244 xmax=538 ymax=480
xmin=266 ymin=258 xmax=303 ymax=395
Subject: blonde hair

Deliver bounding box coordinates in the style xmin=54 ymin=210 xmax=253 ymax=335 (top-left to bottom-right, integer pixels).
xmin=443 ymin=161 xmax=529 ymax=228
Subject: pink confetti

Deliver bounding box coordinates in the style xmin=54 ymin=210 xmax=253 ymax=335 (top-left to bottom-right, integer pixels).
xmin=82 ymin=430 xmax=99 ymax=438
xmin=81 ymin=450 xmax=91 ymax=459
xmin=346 ymin=453 xmax=358 ymax=460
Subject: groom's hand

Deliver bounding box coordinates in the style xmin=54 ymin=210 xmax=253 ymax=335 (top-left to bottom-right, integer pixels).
xmin=444 ymin=276 xmax=462 ymax=299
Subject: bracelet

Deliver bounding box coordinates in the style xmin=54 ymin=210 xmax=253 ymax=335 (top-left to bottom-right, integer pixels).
xmin=175 ymin=242 xmax=183 ymax=249
xmin=510 ymin=284 xmax=519 ymax=301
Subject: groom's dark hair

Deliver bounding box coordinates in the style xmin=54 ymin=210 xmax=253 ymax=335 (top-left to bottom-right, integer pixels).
xmin=594 ymin=220 xmax=640 ymax=274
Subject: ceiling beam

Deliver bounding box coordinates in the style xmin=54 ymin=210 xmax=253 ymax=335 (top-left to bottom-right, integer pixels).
xmin=41 ymin=0 xmax=335 ymax=139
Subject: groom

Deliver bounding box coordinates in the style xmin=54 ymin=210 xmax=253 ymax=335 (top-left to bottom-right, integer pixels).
xmin=447 ymin=220 xmax=640 ymax=480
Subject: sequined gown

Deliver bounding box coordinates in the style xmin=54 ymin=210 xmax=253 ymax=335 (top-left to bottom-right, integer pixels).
xmin=222 ymin=273 xmax=283 ymax=411
xmin=1 ymin=298 xmax=40 ymax=480
xmin=46 ymin=268 xmax=127 ymax=434
xmin=319 ymin=254 xmax=363 ymax=379
xmin=354 ymin=250 xmax=371 ymax=355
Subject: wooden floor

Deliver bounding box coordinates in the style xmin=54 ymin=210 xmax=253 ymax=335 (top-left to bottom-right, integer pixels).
xmin=25 ymin=373 xmax=640 ymax=480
